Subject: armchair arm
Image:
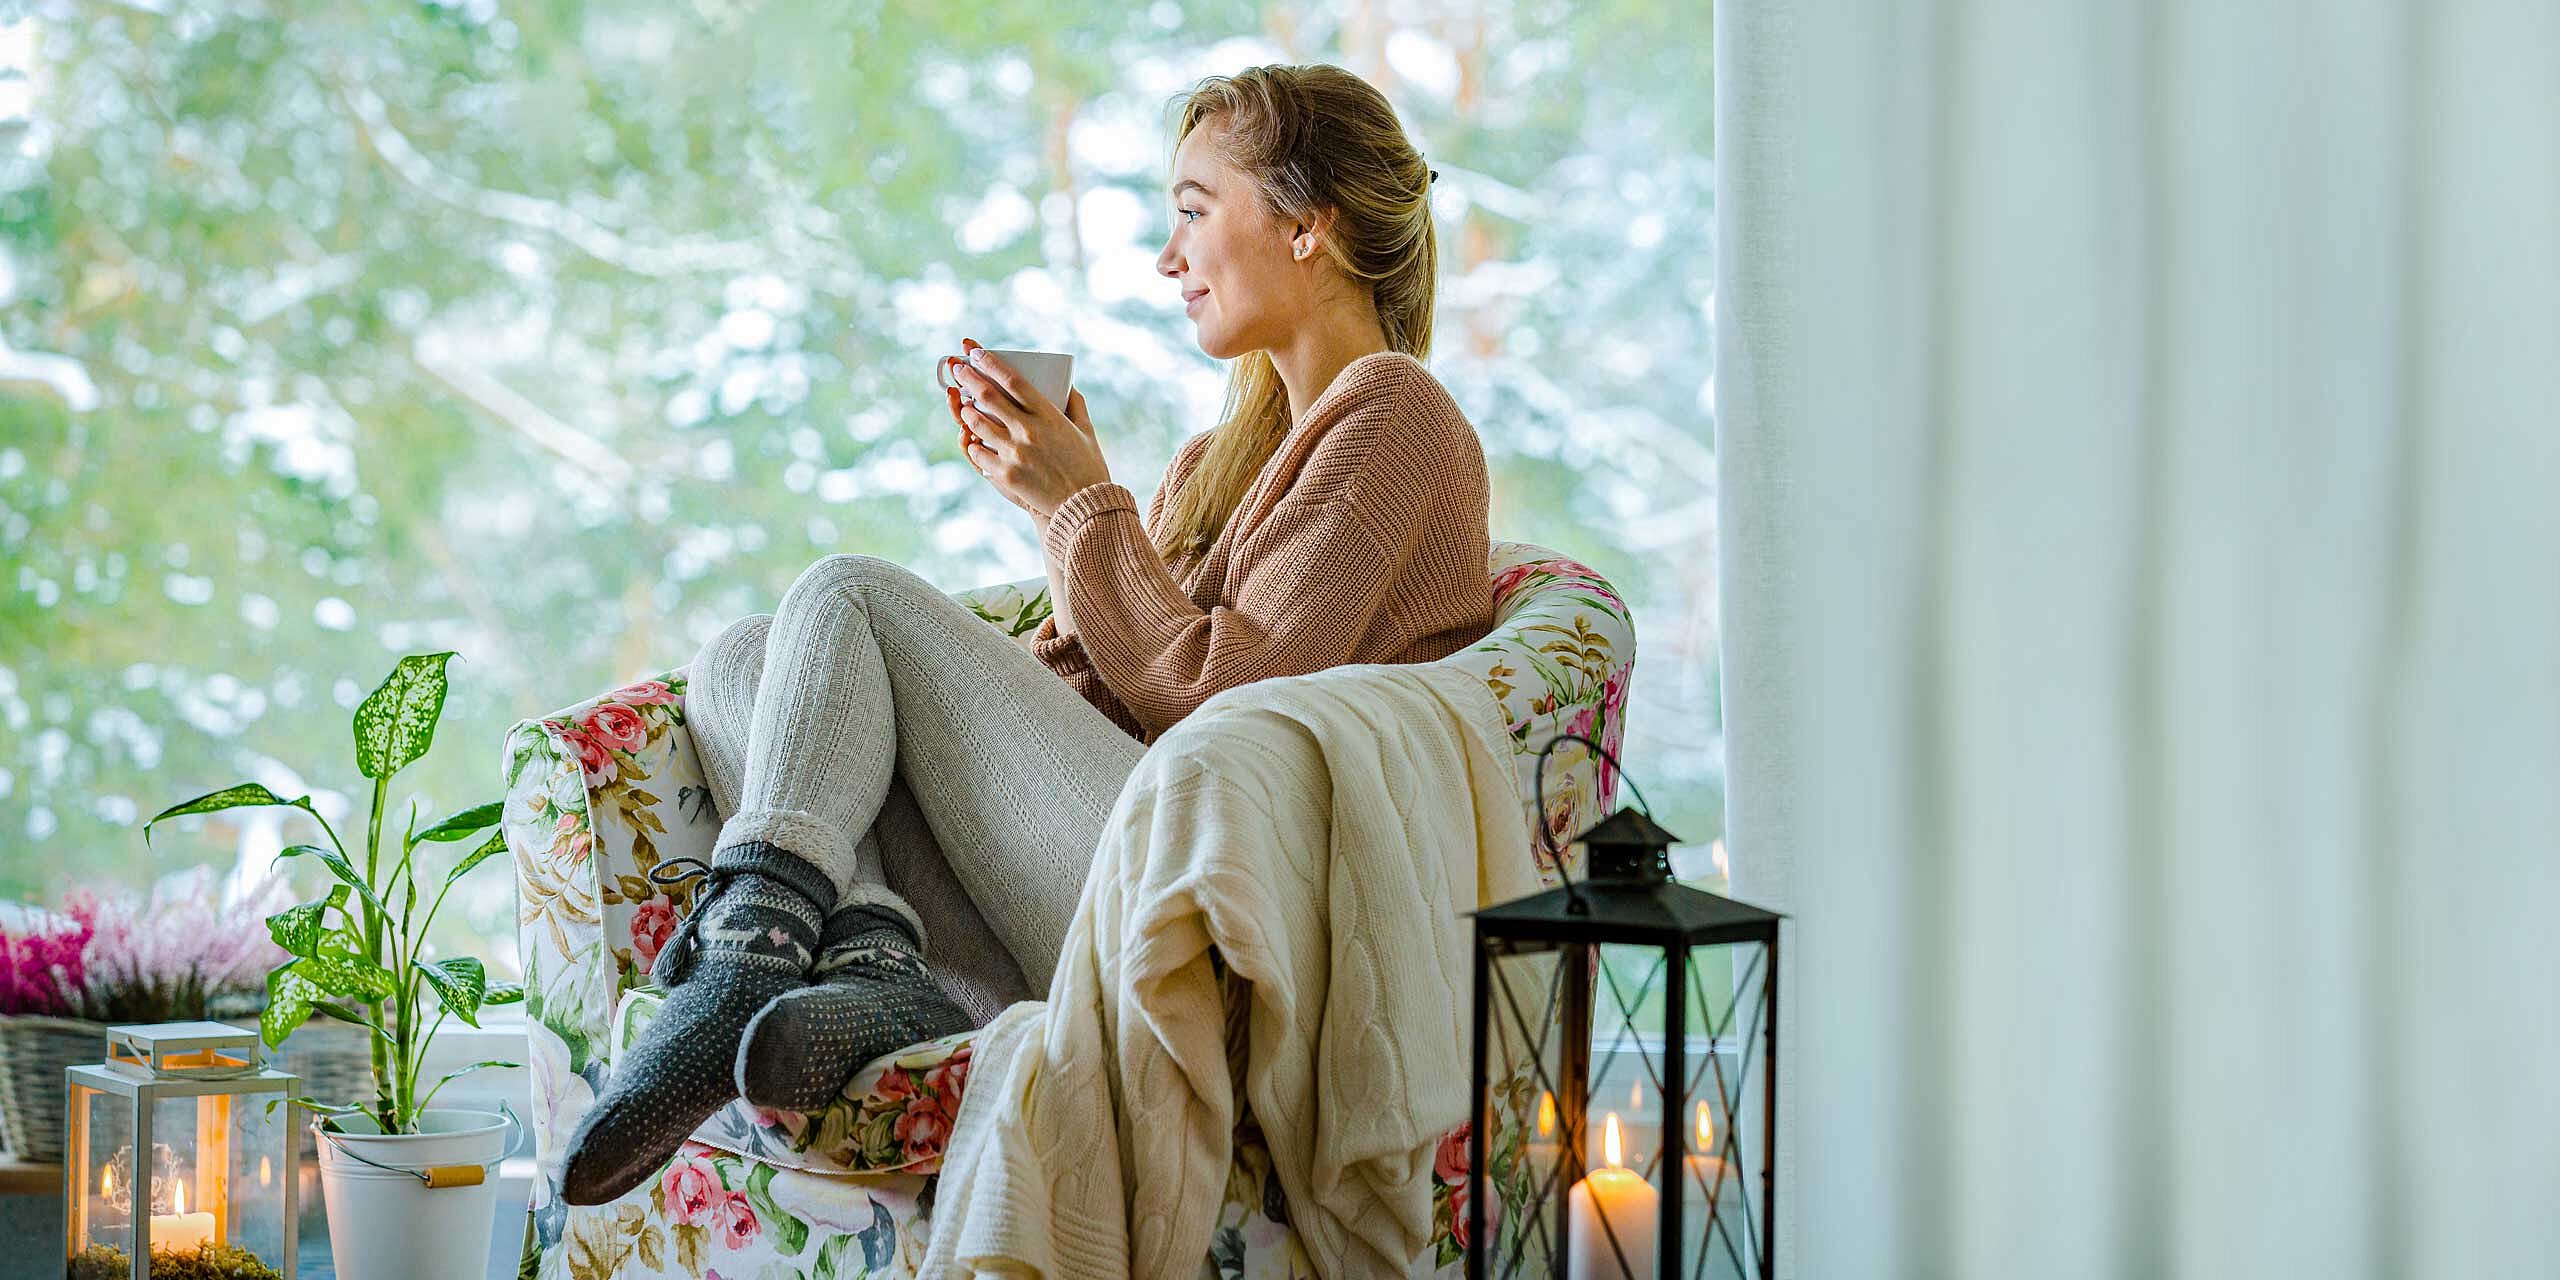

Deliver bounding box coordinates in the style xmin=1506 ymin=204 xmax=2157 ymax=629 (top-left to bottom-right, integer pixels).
xmin=952 ymin=574 xmax=1053 ymax=652
xmin=504 ymin=670 xmax=716 ymax=1202
xmin=504 ymin=583 xmax=1054 ymax=1202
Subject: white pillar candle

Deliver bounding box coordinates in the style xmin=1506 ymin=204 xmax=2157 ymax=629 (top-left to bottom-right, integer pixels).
xmin=1567 ymin=1112 xmax=1658 ymax=1280
xmin=148 ymin=1179 xmax=217 ymax=1254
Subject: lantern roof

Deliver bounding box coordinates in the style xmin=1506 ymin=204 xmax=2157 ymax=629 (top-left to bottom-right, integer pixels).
xmin=1469 ymin=877 xmax=1782 ymax=946
xmin=1578 ymin=806 xmax=1683 ymax=851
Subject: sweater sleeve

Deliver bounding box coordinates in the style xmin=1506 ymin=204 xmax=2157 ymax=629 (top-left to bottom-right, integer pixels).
xmin=1039 ymin=402 xmax=1429 ymax=740
xmin=1026 ymin=431 xmax=1214 ymax=737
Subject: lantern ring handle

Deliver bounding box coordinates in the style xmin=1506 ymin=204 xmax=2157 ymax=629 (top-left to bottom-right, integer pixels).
xmin=1531 ymin=731 xmax=1653 ymax=915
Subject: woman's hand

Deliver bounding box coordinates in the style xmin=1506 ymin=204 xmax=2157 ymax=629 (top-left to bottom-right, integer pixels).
xmin=948 ymin=339 xmax=1111 ymax=524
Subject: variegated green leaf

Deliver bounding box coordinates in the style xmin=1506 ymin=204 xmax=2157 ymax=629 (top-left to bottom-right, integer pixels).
xmin=278 ymin=842 xmax=389 ymax=925
xmin=143 ymin=782 xmax=298 ymax=846
xmin=353 ymin=651 xmax=455 ymax=780
xmin=415 ymin=800 xmax=503 ymax=844
xmin=415 ymin=956 xmax=488 ymax=1027
xmin=445 ymin=826 xmax=509 ymax=888
xmin=262 ymin=962 xmax=324 ymax=1047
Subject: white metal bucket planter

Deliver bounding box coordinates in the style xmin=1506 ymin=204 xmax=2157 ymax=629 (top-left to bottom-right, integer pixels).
xmin=313 ymin=1107 xmax=518 ymax=1280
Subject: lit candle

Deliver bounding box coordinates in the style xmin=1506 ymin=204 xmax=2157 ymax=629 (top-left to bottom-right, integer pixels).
xmin=1684 ymin=1101 xmax=1728 ymax=1191
xmin=148 ymin=1179 xmax=217 ymax=1255
xmin=1567 ymin=1112 xmax=1657 ymax=1280
xmin=1526 ymin=1089 xmax=1562 ymax=1173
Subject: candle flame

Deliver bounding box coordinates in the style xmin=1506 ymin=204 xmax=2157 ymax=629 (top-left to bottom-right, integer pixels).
xmin=1697 ymin=1102 xmax=1713 ymax=1149
xmin=1603 ymin=1111 xmax=1625 ymax=1169
xmin=173 ymin=1181 xmax=187 ymax=1215
xmin=101 ymin=1166 xmax=113 ymax=1199
xmin=258 ymin=1155 xmax=273 ymax=1188
xmin=1536 ymin=1091 xmax=1556 ymax=1138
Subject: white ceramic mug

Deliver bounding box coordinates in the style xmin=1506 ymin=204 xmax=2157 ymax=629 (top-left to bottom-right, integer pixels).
xmin=939 ymin=347 xmax=1075 ymax=411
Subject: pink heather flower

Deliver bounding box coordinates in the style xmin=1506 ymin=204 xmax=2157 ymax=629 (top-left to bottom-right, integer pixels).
xmin=582 ymin=703 xmax=648 ymax=753
xmin=610 ymin=680 xmax=680 ymax=707
xmin=660 ymin=1156 xmax=720 ymax=1227
xmin=629 ymin=900 xmax=678 ymax=972
xmin=8 ymin=867 xmax=287 ymax=1020
xmin=1434 ymin=1123 xmax=1471 ymax=1185
xmin=0 ymin=920 xmax=89 ymax=1017
xmin=716 ymin=1190 xmax=761 ymax=1250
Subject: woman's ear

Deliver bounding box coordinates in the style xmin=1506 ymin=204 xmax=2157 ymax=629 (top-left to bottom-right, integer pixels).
xmin=1291 ymin=210 xmax=1335 ymax=261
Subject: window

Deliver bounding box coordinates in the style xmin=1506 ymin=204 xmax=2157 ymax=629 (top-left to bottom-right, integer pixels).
xmin=0 ymin=1 xmax=1718 ymax=974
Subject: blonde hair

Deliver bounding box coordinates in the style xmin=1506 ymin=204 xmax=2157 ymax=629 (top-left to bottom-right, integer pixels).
xmin=1156 ymin=64 xmax=1439 ymax=564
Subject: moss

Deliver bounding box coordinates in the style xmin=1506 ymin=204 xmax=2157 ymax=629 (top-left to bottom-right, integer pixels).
xmin=66 ymin=1243 xmax=286 ymax=1280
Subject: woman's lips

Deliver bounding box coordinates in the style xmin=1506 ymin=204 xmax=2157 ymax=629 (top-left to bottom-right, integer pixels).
xmin=1184 ymin=289 xmax=1208 ymax=316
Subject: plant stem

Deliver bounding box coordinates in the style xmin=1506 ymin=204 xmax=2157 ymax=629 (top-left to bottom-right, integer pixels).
xmin=363 ymin=777 xmax=394 ymax=1133
xmin=409 ymin=1006 xmax=449 ymax=1107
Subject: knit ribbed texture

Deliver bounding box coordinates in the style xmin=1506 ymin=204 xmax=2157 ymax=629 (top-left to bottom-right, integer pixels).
xmin=735 ymin=902 xmax=976 ymax=1112
xmin=684 ymin=554 xmax=1147 ymax=996
xmin=1030 ymin=351 xmax=1496 ymax=743
xmin=560 ymin=853 xmax=830 ymax=1206
xmin=921 ymin=662 xmax=1540 ymax=1280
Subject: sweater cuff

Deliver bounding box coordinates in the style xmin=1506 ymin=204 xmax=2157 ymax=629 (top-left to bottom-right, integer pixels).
xmin=1041 ymin=482 xmax=1140 ymax=560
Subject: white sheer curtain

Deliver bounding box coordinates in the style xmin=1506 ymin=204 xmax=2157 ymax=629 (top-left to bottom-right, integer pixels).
xmin=1714 ymin=1 xmax=2558 ymax=1275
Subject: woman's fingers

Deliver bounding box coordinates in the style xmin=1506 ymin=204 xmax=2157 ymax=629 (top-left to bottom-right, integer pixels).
xmin=964 ymin=349 xmax=1038 ymax=406
xmin=953 ymin=366 xmax=1030 ymax=437
xmin=961 ymin=401 xmax=1017 ymax=450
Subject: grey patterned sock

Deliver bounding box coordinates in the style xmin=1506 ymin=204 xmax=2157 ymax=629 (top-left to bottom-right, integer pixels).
xmin=734 ymin=901 xmax=977 ymax=1112
xmin=559 ymin=841 xmax=831 ymax=1206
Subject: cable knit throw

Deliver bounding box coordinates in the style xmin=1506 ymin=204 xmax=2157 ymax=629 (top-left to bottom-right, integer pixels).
xmin=921 ymin=660 xmax=1540 ymax=1280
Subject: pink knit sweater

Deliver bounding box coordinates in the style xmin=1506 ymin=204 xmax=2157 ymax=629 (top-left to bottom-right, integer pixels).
xmin=1029 ymin=351 xmax=1494 ymax=743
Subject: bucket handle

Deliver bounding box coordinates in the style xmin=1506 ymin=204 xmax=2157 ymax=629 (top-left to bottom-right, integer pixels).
xmin=312 ymin=1103 xmax=525 ymax=1190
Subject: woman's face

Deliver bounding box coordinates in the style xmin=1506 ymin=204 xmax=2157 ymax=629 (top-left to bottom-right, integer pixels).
xmin=1156 ymin=125 xmax=1310 ymax=361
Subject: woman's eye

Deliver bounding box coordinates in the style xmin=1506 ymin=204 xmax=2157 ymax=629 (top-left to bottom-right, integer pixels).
xmin=1178 ymin=208 xmax=1204 ymax=223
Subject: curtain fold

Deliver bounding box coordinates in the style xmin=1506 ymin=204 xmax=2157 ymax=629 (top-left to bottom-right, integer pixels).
xmin=1715 ymin=2 xmax=2558 ymax=1275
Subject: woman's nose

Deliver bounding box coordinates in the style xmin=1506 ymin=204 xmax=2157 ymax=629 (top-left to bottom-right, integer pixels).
xmin=1156 ymin=238 xmax=1183 ymax=278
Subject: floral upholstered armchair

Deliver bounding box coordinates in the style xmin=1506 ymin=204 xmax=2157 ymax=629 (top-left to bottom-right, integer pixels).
xmin=507 ymin=540 xmax=1635 ymax=1280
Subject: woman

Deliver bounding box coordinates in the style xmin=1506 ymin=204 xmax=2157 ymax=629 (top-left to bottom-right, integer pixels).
xmin=561 ymin=62 xmax=1494 ymax=1206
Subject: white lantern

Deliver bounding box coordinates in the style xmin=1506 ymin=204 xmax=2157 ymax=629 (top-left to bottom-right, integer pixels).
xmin=62 ymin=1021 xmax=299 ymax=1280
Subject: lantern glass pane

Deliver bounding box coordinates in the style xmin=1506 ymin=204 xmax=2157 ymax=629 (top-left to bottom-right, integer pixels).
xmin=68 ymin=1081 xmax=134 ymax=1261
xmin=67 ymin=1088 xmax=291 ymax=1278
xmin=1473 ymin=932 xmax=1775 ymax=1280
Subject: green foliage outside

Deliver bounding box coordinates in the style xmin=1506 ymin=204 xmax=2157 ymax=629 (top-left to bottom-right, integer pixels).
xmin=0 ymin=0 xmax=1719 ymax=971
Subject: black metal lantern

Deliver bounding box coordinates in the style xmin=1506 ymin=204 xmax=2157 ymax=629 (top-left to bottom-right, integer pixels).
xmin=1466 ymin=736 xmax=1780 ymax=1280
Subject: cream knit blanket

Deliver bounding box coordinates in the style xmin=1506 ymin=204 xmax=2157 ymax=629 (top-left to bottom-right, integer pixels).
xmin=920 ymin=660 xmax=1538 ymax=1280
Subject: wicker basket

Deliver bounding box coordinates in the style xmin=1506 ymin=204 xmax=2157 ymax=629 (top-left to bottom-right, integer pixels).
xmin=0 ymin=1014 xmax=109 ymax=1163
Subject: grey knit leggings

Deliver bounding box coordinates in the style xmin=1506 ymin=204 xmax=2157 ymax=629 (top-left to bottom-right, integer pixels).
xmin=683 ymin=553 xmax=1149 ymax=1023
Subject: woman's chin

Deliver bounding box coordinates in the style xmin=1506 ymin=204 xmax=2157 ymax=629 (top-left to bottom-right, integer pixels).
xmin=1194 ymin=326 xmax=1249 ymax=361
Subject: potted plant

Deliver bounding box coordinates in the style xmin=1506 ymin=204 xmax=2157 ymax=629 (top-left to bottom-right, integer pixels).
xmin=0 ymin=868 xmax=290 ymax=1162
xmin=144 ymin=651 xmax=522 ymax=1280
